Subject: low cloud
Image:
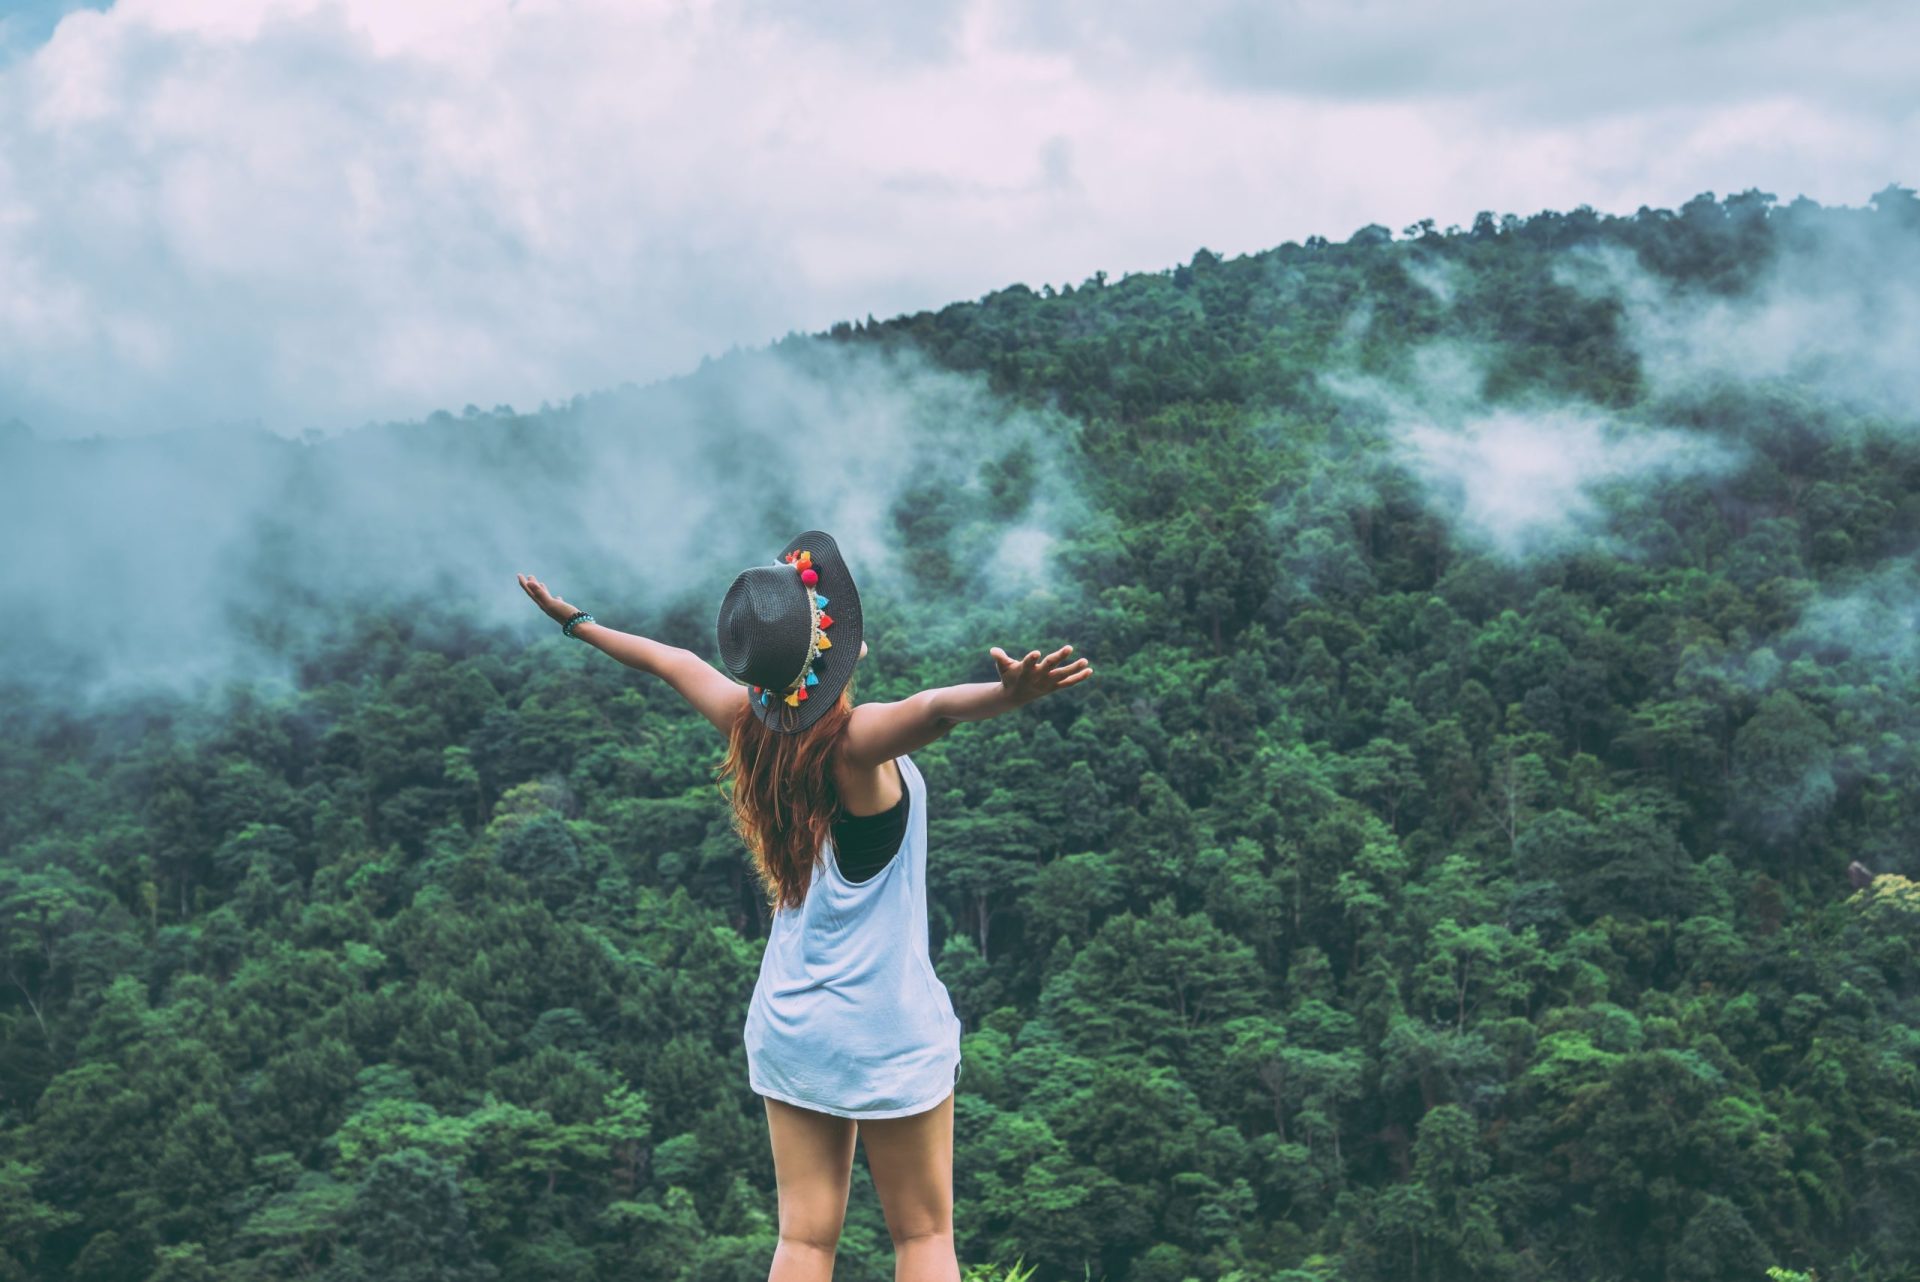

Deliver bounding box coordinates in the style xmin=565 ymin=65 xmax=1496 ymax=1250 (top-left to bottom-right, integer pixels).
xmin=0 ymin=340 xmax=1086 ymax=708
xmin=1402 ymin=253 xmax=1465 ymax=307
xmin=1679 ymin=557 xmax=1920 ymax=861
xmin=1324 ymin=345 xmax=1744 ymax=563
xmin=1687 ymin=558 xmax=1920 ymax=694
xmin=1395 ymin=406 xmax=1730 ymax=560
xmin=1555 ymin=201 xmax=1920 ymax=424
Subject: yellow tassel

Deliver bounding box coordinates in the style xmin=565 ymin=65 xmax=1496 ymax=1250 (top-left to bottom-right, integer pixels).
xmin=816 ymin=635 xmax=831 ymax=650
xmin=784 ymin=690 xmax=801 ymax=706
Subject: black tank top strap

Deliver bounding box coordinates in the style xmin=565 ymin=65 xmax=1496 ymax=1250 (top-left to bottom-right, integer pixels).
xmin=832 ymin=777 xmax=910 ymax=883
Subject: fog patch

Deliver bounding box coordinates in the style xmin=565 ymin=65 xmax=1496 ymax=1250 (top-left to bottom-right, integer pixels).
xmin=1555 ymin=210 xmax=1920 ymax=426
xmin=993 ymin=521 xmax=1063 ymax=594
xmin=1403 ymin=253 xmax=1464 ymax=307
xmin=1677 ymin=557 xmax=1920 ymax=864
xmin=0 ymin=340 xmax=1084 ymax=710
xmin=1323 ymin=344 xmax=1743 ymax=563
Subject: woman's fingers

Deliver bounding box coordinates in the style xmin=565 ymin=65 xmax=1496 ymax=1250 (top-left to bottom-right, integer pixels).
xmin=519 ymin=574 xmax=558 ymax=609
xmin=993 ymin=645 xmax=1091 ymax=692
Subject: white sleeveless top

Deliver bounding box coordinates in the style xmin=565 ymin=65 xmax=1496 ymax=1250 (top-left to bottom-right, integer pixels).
xmin=743 ymin=753 xmax=965 ymax=1118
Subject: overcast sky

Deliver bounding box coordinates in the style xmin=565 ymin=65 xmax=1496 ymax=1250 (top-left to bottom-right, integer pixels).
xmin=1 ymin=0 xmax=1913 ymax=441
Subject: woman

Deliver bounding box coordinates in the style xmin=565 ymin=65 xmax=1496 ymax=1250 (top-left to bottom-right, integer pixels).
xmin=517 ymin=529 xmax=1091 ymax=1282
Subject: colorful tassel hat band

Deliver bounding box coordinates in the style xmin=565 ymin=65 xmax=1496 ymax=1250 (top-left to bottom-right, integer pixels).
xmin=715 ymin=530 xmax=865 ymax=734
xmin=750 ymin=548 xmax=836 ymax=706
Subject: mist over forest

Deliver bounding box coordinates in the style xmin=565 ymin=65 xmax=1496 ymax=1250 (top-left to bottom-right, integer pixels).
xmin=3 ymin=188 xmax=1918 ymax=1281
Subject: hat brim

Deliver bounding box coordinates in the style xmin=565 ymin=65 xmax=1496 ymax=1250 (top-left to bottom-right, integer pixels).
xmin=747 ymin=529 xmax=863 ymax=734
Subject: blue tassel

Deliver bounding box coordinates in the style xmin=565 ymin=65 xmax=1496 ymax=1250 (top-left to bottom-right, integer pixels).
xmin=758 ymin=690 xmax=769 ymax=705
xmin=814 ymin=593 xmax=828 ymax=608
xmin=806 ymin=671 xmax=818 ymax=686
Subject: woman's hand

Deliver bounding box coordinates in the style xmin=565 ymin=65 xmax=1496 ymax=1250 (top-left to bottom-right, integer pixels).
xmin=990 ymin=643 xmax=1092 ymax=708
xmin=517 ymin=573 xmax=582 ymax=626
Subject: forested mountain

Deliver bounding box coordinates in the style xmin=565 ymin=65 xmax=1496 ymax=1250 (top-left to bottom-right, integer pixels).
xmin=3 ymin=188 xmax=1918 ymax=1282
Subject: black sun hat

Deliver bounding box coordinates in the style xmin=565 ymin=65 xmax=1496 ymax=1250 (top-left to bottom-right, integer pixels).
xmin=716 ymin=530 xmax=865 ymax=734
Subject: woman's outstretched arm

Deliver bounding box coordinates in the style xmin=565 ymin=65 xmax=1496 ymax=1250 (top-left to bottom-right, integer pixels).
xmin=839 ymin=644 xmax=1092 ymax=769
xmin=518 ymin=573 xmax=745 ymax=734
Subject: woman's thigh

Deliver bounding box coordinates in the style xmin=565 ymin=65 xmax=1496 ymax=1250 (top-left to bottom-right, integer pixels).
xmin=857 ymin=1088 xmax=955 ymax=1244
xmin=763 ymin=1096 xmax=858 ymax=1247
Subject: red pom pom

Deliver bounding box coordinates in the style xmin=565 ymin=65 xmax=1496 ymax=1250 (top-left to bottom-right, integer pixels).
xmin=800 ymin=568 xmax=819 ymax=585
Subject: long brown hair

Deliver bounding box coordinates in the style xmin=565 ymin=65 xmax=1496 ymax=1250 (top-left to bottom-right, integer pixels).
xmin=715 ymin=676 xmax=857 ymax=915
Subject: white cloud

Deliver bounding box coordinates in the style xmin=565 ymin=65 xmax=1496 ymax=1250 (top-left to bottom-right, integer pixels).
xmin=1557 ymin=220 xmax=1920 ymax=421
xmin=985 ymin=0 xmax=1918 ymax=117
xmin=0 ymin=0 xmax=1912 ymax=439
xmin=0 ymin=338 xmax=1083 ymax=705
xmin=1394 ymin=406 xmax=1733 ymax=560
xmin=1325 ymin=345 xmax=1746 ymax=562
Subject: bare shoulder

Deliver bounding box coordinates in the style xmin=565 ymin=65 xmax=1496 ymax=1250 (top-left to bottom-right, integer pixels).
xmin=832 ymin=739 xmax=904 ymax=819
xmin=840 ymin=690 xmax=952 ymax=769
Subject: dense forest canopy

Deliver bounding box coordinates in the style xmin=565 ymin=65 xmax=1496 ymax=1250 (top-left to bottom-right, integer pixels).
xmin=2 ymin=187 xmax=1918 ymax=1281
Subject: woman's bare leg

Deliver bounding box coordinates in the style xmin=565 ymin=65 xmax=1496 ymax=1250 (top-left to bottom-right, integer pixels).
xmin=858 ymin=1089 xmax=959 ymax=1282
xmin=763 ymin=1095 xmax=858 ymax=1281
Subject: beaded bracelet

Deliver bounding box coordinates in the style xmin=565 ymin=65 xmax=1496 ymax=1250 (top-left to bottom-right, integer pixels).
xmin=561 ymin=611 xmax=595 ymax=637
